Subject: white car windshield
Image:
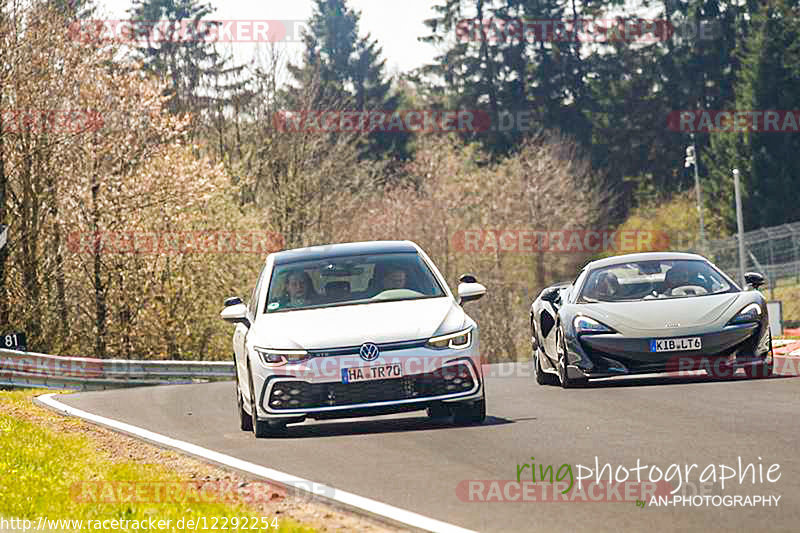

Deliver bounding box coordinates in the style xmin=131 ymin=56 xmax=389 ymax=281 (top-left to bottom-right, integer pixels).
xmin=579 ymin=259 xmax=735 ymax=302
xmin=265 ymin=252 xmax=446 ymax=312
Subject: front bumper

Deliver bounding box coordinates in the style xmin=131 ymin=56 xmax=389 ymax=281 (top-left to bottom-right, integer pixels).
xmin=253 ymin=353 xmax=483 ymax=420
xmin=563 ymin=322 xmax=771 ymax=379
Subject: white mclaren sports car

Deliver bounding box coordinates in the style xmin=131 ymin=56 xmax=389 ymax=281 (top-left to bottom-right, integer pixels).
xmin=220 ymin=240 xmax=487 ymax=437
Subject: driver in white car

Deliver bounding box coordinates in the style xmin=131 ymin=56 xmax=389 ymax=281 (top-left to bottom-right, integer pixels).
xmin=281 ymin=271 xmax=318 ymax=307
xmin=382 ymin=267 xmax=408 ymax=290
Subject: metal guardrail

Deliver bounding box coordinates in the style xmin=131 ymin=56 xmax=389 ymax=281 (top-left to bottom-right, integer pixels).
xmin=700 ymin=222 xmax=800 ymax=286
xmin=0 ymin=348 xmax=235 ymax=391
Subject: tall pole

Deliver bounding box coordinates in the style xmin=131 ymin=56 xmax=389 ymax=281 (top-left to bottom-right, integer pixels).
xmin=733 ymin=168 xmax=746 ymax=287
xmin=691 ymin=133 xmax=706 ymax=252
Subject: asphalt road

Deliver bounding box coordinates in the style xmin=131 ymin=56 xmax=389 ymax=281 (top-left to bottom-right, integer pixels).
xmin=56 ymin=359 xmax=800 ymax=533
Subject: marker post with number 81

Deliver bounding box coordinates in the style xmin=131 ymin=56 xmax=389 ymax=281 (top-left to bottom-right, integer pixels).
xmin=2 ymin=332 xmax=26 ymax=351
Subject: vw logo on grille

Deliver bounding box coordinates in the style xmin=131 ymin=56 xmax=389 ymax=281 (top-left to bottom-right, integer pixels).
xmin=359 ymin=343 xmax=380 ymax=361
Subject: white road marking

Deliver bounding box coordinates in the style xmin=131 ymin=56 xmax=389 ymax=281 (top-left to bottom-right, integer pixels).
xmin=36 ymin=393 xmax=477 ymax=533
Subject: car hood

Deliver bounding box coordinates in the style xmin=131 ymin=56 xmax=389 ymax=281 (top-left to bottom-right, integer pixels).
xmin=249 ymin=297 xmax=467 ymax=350
xmin=577 ymin=293 xmax=747 ymax=336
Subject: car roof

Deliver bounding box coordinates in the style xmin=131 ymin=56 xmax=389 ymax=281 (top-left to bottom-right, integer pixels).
xmin=270 ymin=240 xmax=420 ymax=266
xmin=585 ymin=251 xmax=708 ymax=271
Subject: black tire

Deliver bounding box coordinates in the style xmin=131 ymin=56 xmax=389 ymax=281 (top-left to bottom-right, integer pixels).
xmin=452 ymin=391 xmax=486 ymax=425
xmin=247 ymin=365 xmax=281 ymax=438
xmin=534 ymin=347 xmax=559 ymax=386
xmin=746 ymin=333 xmax=775 ymax=379
xmin=238 ymin=386 xmax=253 ymax=431
xmin=235 ymin=356 xmax=253 ymax=431
xmin=556 ymin=326 xmax=586 ymax=389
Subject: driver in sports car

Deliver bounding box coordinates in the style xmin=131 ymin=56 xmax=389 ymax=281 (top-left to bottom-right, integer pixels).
xmin=662 ymin=263 xmax=707 ymax=295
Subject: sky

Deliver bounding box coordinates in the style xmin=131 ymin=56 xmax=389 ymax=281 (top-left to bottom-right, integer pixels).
xmin=95 ymin=0 xmax=443 ymax=76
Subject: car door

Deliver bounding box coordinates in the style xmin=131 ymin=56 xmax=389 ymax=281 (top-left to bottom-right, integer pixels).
xmin=235 ymin=264 xmax=267 ymax=399
xmin=540 ymin=269 xmax=586 ymax=363
xmin=538 ymin=292 xmax=562 ymax=364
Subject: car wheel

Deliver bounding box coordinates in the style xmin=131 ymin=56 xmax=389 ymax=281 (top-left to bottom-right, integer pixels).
xmin=534 ymin=347 xmax=558 ymax=386
xmin=557 ymin=326 xmax=586 ymax=389
xmin=452 ymin=390 xmax=486 ymax=425
xmin=247 ymin=364 xmax=280 ymax=438
xmin=235 ymin=357 xmax=253 ymax=431
xmin=238 ymin=384 xmax=253 ymax=431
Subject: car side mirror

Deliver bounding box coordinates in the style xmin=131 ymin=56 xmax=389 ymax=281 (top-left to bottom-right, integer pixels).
xmin=458 ymin=281 xmax=486 ymax=304
xmin=224 ymin=296 xmax=243 ymax=307
xmin=459 ymin=274 xmax=478 ymax=284
xmin=744 ymin=272 xmax=766 ymax=290
xmin=220 ymin=302 xmax=251 ymax=328
xmin=541 ymin=287 xmax=562 ymax=304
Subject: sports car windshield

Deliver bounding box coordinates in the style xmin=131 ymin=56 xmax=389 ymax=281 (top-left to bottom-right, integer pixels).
xmin=265 ymin=252 xmax=446 ymax=312
xmin=578 ymin=259 xmax=736 ymax=303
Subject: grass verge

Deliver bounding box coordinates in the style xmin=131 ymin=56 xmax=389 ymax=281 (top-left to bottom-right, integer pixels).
xmin=0 ymin=389 xmax=323 ymax=532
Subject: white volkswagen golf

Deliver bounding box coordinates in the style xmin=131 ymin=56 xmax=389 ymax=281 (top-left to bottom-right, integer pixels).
xmin=220 ymin=240 xmax=487 ymax=437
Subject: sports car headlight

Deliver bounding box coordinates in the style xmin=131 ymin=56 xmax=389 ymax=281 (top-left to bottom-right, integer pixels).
xmin=574 ymin=316 xmax=614 ymax=334
xmin=253 ymin=348 xmax=309 ymax=366
xmin=426 ymin=327 xmax=473 ymax=350
xmin=728 ymin=303 xmax=762 ymax=325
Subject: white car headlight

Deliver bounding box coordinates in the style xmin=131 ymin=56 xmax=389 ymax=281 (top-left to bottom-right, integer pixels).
xmin=254 ymin=347 xmax=309 ymax=365
xmin=573 ymin=316 xmax=614 ymax=334
xmin=426 ymin=327 xmax=473 ymax=350
xmin=728 ymin=303 xmax=762 ymax=325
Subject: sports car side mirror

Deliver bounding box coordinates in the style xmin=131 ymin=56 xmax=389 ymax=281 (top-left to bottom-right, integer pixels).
xmin=220 ymin=303 xmax=251 ymax=328
xmin=744 ymin=272 xmax=765 ymax=290
xmin=541 ymin=287 xmax=561 ymax=304
xmin=458 ymin=282 xmax=486 ymax=304
xmin=224 ymin=296 xmax=243 ymax=307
